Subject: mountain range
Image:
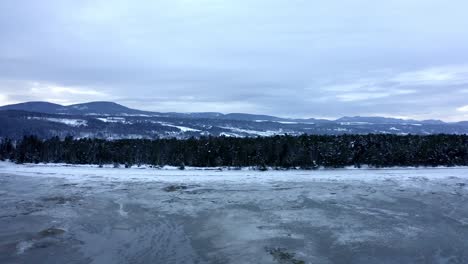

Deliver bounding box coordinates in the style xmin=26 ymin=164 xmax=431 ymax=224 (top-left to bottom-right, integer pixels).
xmin=1 ymin=101 xmax=467 ymax=140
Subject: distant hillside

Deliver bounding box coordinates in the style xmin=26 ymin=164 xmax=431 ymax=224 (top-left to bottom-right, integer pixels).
xmin=0 ymin=101 xmax=150 ymax=116
xmin=336 ymin=116 xmax=445 ymax=125
xmin=1 ymin=101 xmax=468 ymax=140
xmin=0 ymin=101 xmax=64 ymax=114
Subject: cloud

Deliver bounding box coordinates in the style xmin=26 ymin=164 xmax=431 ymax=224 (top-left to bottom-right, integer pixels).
xmin=29 ymin=83 xmax=107 ymax=98
xmin=391 ymin=65 xmax=468 ymax=86
xmin=1 ymin=1 xmax=468 ymax=120
xmin=0 ymin=80 xmax=111 ymax=105
xmin=0 ymin=94 xmax=9 ymax=106
xmin=335 ymin=89 xmax=416 ymax=102
xmin=457 ymin=105 xmax=468 ymax=112
xmin=318 ymin=65 xmax=468 ymax=105
xmin=116 ymin=94 xmax=268 ymax=113
xmin=47 ymin=86 xmax=106 ymax=96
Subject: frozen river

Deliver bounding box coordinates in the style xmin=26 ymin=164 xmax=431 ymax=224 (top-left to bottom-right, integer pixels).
xmin=1 ymin=162 xmax=468 ymax=264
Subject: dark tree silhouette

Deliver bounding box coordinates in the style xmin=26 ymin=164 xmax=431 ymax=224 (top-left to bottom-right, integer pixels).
xmin=1 ymin=134 xmax=467 ymax=168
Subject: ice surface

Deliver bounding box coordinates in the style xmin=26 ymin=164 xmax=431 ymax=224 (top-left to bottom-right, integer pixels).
xmin=1 ymin=162 xmax=467 ymax=264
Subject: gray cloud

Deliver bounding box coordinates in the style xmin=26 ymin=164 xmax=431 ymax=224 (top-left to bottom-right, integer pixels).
xmin=1 ymin=0 xmax=468 ymax=121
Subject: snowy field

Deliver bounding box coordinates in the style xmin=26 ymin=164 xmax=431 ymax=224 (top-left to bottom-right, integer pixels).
xmin=1 ymin=162 xmax=468 ymax=264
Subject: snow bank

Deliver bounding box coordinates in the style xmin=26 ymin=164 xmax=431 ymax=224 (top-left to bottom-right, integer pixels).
xmin=1 ymin=161 xmax=467 ymax=184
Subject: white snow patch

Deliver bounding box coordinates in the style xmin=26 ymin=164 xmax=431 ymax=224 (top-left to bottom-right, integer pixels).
xmin=172 ymin=125 xmax=201 ymax=132
xmin=219 ymin=127 xmax=283 ymax=137
xmin=219 ymin=132 xmax=242 ymax=137
xmin=117 ymin=201 xmax=128 ymax=217
xmin=16 ymin=240 xmax=34 ymax=255
xmin=120 ymin=113 xmax=151 ymax=117
xmin=340 ymin=122 xmax=371 ymax=125
xmin=334 ymin=128 xmax=348 ymax=132
xmin=96 ymin=117 xmax=129 ymax=124
xmin=72 ymin=105 xmax=88 ymax=110
xmin=156 ymin=122 xmax=201 ymax=132
xmin=276 ymin=121 xmax=299 ymax=124
xmin=28 ymin=117 xmax=88 ymax=127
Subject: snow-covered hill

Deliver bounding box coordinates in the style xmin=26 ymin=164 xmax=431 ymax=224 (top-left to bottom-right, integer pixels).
xmin=1 ymin=101 xmax=468 ymax=139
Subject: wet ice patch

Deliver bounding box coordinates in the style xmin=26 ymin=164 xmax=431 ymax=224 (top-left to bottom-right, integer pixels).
xmin=266 ymin=247 xmax=306 ymax=264
xmin=42 ymin=195 xmax=81 ymax=204
xmin=76 ymin=221 xmax=198 ymax=264
xmin=195 ymin=210 xmax=288 ymax=263
xmin=38 ymin=228 xmax=66 ymax=238
xmin=14 ymin=228 xmax=66 ymax=256
xmin=163 ymin=185 xmax=188 ymax=192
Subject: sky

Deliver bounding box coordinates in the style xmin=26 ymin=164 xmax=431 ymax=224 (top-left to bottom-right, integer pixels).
xmin=1 ymin=0 xmax=468 ymax=121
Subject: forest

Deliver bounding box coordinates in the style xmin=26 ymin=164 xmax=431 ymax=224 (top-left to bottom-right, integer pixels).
xmin=1 ymin=134 xmax=468 ymax=169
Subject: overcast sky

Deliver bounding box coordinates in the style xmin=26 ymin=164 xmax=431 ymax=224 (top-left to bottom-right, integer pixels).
xmin=1 ymin=0 xmax=468 ymax=121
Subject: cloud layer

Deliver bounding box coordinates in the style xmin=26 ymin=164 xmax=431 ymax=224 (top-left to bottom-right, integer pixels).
xmin=1 ymin=0 xmax=468 ymax=120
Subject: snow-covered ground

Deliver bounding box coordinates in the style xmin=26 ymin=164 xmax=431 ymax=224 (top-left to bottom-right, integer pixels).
xmin=1 ymin=162 xmax=467 ymax=263
xmin=155 ymin=121 xmax=201 ymax=132
xmin=0 ymin=161 xmax=467 ymax=184
xmin=27 ymin=117 xmax=88 ymax=127
xmin=219 ymin=126 xmax=284 ymax=137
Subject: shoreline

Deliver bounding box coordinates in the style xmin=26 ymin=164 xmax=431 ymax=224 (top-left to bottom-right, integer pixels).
xmin=2 ymin=161 xmax=468 ymax=184
xmin=2 ymin=160 xmax=468 ymax=172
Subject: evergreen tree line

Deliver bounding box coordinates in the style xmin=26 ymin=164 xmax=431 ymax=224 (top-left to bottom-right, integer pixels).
xmin=1 ymin=134 xmax=468 ymax=168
